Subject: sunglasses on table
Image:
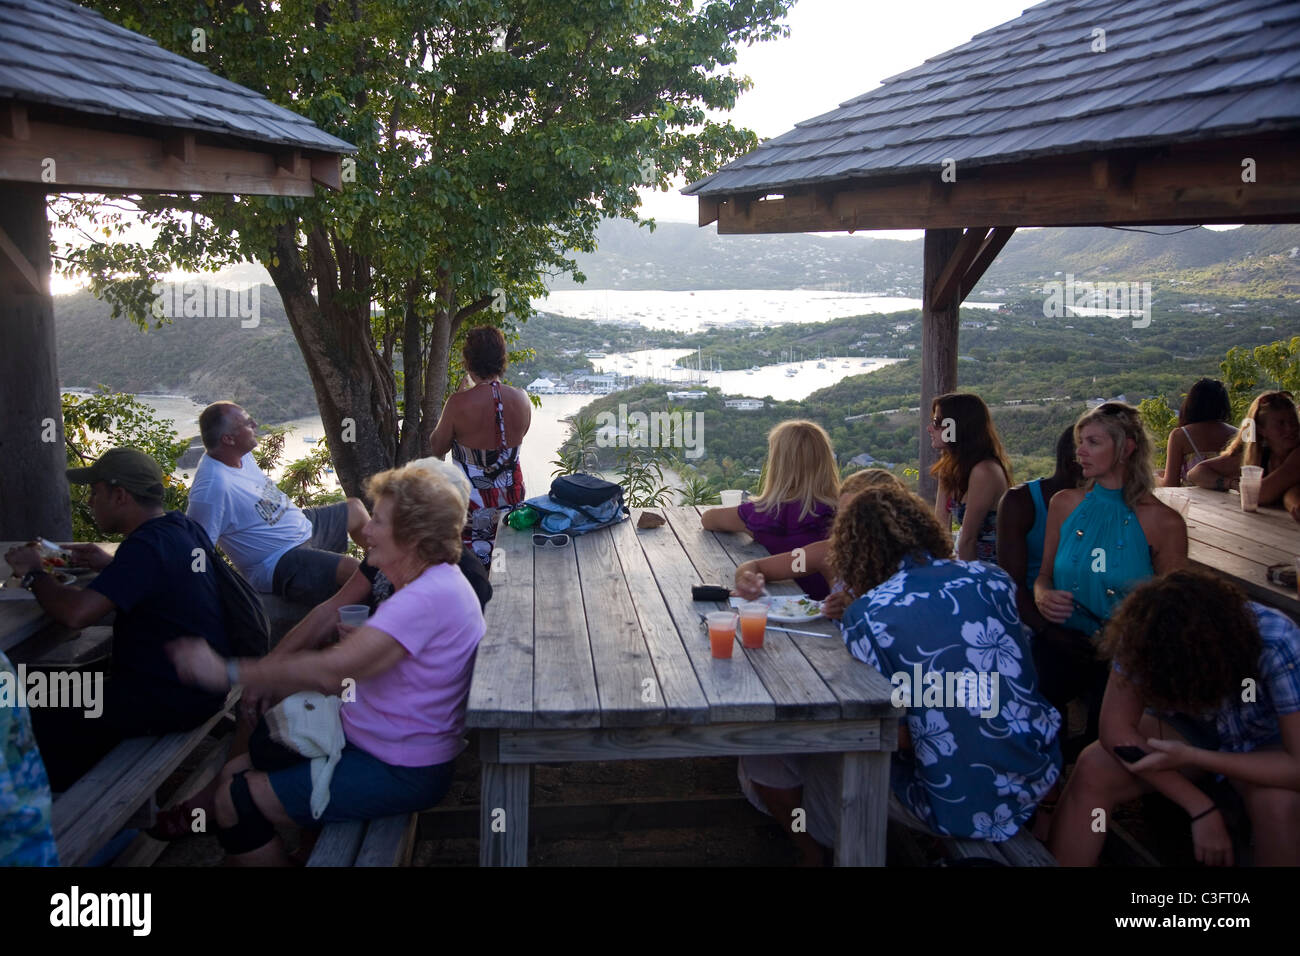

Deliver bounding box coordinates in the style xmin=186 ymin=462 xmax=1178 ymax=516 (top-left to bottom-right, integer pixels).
xmin=532 ymin=533 xmax=571 ymax=548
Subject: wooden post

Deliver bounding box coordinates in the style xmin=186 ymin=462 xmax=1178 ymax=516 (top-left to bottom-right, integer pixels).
xmin=0 ymin=185 xmax=70 ymax=540
xmin=918 ymin=228 xmax=962 ymax=505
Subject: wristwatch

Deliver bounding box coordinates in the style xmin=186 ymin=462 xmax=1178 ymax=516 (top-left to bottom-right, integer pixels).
xmin=225 ymin=659 xmax=241 ymax=689
xmin=20 ymin=569 xmax=48 ymax=590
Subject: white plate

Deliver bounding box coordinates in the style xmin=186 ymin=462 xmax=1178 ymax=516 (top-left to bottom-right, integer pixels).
xmin=763 ymin=596 xmax=824 ymax=623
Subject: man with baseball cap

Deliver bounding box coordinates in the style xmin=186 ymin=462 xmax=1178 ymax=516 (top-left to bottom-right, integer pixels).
xmin=4 ymin=447 xmax=231 ymax=790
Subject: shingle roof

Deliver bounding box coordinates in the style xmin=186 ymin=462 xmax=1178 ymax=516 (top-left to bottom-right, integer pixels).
xmin=684 ymin=0 xmax=1300 ymax=197
xmin=0 ymin=0 xmax=355 ymax=153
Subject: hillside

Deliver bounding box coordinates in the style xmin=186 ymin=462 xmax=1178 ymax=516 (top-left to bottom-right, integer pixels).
xmin=548 ymin=219 xmax=1300 ymax=297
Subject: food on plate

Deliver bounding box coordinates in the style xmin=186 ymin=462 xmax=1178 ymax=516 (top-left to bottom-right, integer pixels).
xmin=27 ymin=537 xmax=73 ymax=572
xmin=766 ymin=596 xmax=823 ymax=620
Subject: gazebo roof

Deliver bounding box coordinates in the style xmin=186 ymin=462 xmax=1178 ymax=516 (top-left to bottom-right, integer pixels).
xmin=0 ymin=0 xmax=354 ymax=154
xmin=685 ymin=0 xmax=1300 ymax=198
xmin=0 ymin=0 xmax=354 ymax=195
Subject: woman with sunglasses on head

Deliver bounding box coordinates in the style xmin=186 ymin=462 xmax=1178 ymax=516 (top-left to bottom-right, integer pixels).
xmin=927 ymin=393 xmax=1012 ymax=563
xmin=1187 ymin=391 xmax=1300 ymax=523
xmin=1033 ymin=402 xmax=1187 ymax=759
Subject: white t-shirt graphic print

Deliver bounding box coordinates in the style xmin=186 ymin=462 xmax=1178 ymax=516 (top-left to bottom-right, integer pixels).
xmin=187 ymin=452 xmax=313 ymax=591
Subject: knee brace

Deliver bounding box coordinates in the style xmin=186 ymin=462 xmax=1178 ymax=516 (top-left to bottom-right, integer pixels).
xmin=216 ymin=771 xmax=276 ymax=854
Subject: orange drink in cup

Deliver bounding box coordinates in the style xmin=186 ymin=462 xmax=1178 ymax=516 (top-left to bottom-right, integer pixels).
xmin=706 ymin=611 xmax=737 ymax=659
xmin=739 ymin=602 xmax=767 ymax=649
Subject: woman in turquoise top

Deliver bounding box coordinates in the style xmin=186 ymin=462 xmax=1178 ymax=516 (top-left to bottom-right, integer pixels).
xmin=1033 ymin=403 xmax=1186 ymax=757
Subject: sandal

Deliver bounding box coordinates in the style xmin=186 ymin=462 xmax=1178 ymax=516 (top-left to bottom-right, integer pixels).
xmin=146 ymin=801 xmax=203 ymax=841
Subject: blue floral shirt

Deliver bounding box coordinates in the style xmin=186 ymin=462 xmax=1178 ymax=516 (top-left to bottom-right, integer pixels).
xmin=1 ymin=650 xmax=58 ymax=866
xmin=841 ymin=555 xmax=1062 ymax=841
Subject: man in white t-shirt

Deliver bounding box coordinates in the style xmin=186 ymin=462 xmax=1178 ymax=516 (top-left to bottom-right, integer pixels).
xmin=187 ymin=402 xmax=367 ymax=607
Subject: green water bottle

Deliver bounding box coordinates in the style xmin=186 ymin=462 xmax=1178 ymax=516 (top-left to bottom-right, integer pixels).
xmin=507 ymin=506 xmax=539 ymax=530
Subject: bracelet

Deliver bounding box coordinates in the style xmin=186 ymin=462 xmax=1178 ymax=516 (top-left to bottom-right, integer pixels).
xmin=1189 ymin=803 xmax=1219 ymax=823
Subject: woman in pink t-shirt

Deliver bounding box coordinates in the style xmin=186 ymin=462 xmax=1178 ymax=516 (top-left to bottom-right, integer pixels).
xmin=170 ymin=466 xmax=485 ymax=866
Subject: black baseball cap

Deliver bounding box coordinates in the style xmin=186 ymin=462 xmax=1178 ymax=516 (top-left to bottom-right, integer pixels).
xmin=66 ymin=447 xmax=166 ymax=501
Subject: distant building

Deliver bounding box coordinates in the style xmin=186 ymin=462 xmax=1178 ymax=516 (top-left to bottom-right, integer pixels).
xmin=526 ymin=377 xmax=558 ymax=393
xmin=848 ymin=452 xmax=895 ymax=469
xmin=666 ymin=390 xmax=707 ymax=400
xmin=723 ymin=398 xmax=764 ymax=410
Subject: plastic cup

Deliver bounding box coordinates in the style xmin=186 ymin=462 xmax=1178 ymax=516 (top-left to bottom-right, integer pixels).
xmin=739 ymin=602 xmax=767 ymax=649
xmin=339 ymin=604 xmax=370 ymax=628
xmin=719 ymin=490 xmax=743 ymax=507
xmin=706 ymin=611 xmax=737 ymax=659
xmin=1239 ymin=465 xmax=1263 ymax=512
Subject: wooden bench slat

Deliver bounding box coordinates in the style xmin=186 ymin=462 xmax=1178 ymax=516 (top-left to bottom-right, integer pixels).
xmin=53 ymin=689 xmax=237 ymax=867
xmin=305 ymin=820 xmax=367 ymax=867
xmin=354 ymin=814 xmax=418 ymax=867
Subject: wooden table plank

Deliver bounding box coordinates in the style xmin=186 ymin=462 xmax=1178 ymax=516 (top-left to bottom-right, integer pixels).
xmin=696 ymin=507 xmax=897 ymax=719
xmin=575 ymin=520 xmax=666 ymax=727
xmin=467 ymin=523 xmax=536 ymax=729
xmin=531 ymin=535 xmax=600 ymax=728
xmin=1153 ymin=488 xmax=1298 ymax=618
xmin=2 ymin=541 xmax=118 ymax=653
xmin=665 ymin=506 xmax=841 ymax=721
xmin=607 ymin=516 xmax=709 ymax=724
xmin=633 ymin=510 xmax=775 ymax=723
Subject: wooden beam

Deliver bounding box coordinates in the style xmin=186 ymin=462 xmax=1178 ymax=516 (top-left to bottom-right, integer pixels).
xmin=275 ymin=149 xmax=301 ymax=175
xmin=162 ymin=133 xmax=196 ymax=164
xmin=708 ymin=136 xmax=1300 ymax=232
xmin=697 ymin=195 xmax=719 ymax=227
xmin=0 ymin=119 xmax=346 ymax=196
xmin=957 ymin=225 xmax=1016 ymax=302
xmin=0 ymin=221 xmax=41 ymax=294
xmin=310 ymin=153 xmax=342 ymax=190
xmin=0 ymin=102 xmax=28 ymax=140
xmin=919 ymin=228 xmax=962 ymax=505
xmin=930 ymin=226 xmax=989 ymax=310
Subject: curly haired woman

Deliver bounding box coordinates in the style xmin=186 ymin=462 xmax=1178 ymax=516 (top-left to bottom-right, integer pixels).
xmin=1049 ymin=570 xmax=1300 ymax=866
xmin=737 ymin=485 xmax=1061 ymax=859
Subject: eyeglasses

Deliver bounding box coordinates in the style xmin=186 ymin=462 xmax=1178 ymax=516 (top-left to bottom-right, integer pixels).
xmin=1095 ymin=402 xmax=1136 ymax=418
xmin=532 ymin=533 xmax=571 ymax=548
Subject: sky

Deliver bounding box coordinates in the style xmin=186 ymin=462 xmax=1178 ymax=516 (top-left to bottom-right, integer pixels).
xmin=640 ymin=0 xmax=1036 ymax=233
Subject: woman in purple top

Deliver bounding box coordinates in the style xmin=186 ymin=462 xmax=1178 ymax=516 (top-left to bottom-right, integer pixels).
xmin=702 ymin=420 xmax=839 ymax=598
xmin=169 ymin=465 xmax=484 ymax=866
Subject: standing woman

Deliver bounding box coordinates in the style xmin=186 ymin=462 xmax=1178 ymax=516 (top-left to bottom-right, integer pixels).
xmin=1160 ymin=378 xmax=1238 ymax=487
xmin=1187 ymin=391 xmax=1300 ymax=523
xmin=928 ymin=392 xmax=1012 ymax=562
xmin=1034 ymin=402 xmax=1187 ymax=753
xmin=430 ymin=327 xmax=533 ymax=564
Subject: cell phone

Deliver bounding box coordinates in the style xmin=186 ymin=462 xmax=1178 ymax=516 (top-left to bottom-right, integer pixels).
xmin=691 ymin=585 xmax=732 ymax=602
xmin=1114 ymin=745 xmax=1147 ymax=763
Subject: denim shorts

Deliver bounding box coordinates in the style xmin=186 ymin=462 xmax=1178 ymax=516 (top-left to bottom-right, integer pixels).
xmin=265 ymin=741 xmax=456 ymax=826
xmin=271 ymin=502 xmax=351 ymax=604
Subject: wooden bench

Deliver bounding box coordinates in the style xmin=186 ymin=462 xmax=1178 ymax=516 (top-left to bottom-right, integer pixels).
xmin=51 ymin=688 xmax=239 ymax=867
xmin=888 ymin=794 xmax=1057 ymax=866
xmin=306 ymin=814 xmax=420 ymax=867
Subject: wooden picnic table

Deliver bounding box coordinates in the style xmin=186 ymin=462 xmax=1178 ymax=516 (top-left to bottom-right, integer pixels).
xmin=1153 ymin=486 xmax=1299 ymax=619
xmin=467 ymin=505 xmax=898 ymax=867
xmin=0 ymin=541 xmax=118 ymax=654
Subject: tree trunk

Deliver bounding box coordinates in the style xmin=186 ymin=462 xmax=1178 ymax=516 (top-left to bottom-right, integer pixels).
xmin=265 ymin=222 xmax=397 ymax=499
xmin=418 ymin=271 xmax=457 ymax=457
xmin=396 ymin=279 xmax=424 ymax=465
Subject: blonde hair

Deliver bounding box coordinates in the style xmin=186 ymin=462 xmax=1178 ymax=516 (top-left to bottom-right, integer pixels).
xmin=364 ymin=467 xmax=464 ymax=567
xmin=751 ymin=420 xmax=839 ymax=521
xmin=1074 ymin=402 xmax=1154 ymax=509
xmin=840 ymin=468 xmax=904 ymax=498
xmin=1224 ymin=391 xmax=1297 ymax=471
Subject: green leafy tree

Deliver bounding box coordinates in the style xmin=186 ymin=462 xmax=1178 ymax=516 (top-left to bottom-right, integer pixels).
xmin=1220 ymin=335 xmax=1300 ymax=422
xmin=617 ymin=428 xmax=671 ymax=508
xmin=677 ymin=469 xmax=713 ymax=506
xmin=1138 ymin=397 xmax=1177 ymax=471
xmin=56 ymin=0 xmax=794 ymax=497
